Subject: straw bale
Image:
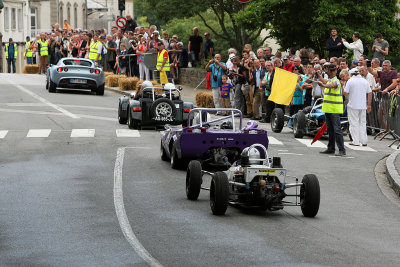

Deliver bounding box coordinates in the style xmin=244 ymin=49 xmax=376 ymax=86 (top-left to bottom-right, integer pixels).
xmin=118 ymin=77 xmax=140 ymax=91
xmin=22 ymin=64 xmax=40 ymax=74
xmin=104 ymin=72 xmax=114 ymax=77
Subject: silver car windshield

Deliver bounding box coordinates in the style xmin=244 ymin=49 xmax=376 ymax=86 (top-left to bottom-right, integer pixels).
xmin=63 ymin=59 xmax=92 ymax=67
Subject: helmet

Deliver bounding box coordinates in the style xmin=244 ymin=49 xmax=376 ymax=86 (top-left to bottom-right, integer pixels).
xmin=164 ymin=83 xmax=175 ymax=90
xmin=141 ymin=80 xmax=153 ymax=91
xmin=241 ymin=147 xmax=261 ymax=165
xmin=245 ymin=120 xmax=258 ymax=130
xmin=220 ymin=121 xmax=233 ymax=129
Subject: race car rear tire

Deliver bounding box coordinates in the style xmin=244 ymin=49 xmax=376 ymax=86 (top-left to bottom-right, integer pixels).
xmin=96 ymin=84 xmax=105 ymax=96
xmin=160 ymin=141 xmax=169 ymax=161
xmin=46 ymin=76 xmax=49 ymax=90
xmin=127 ymin=108 xmax=139 ymax=129
xmin=170 ymin=143 xmax=182 ymax=169
xmin=150 ymin=98 xmax=176 ymax=120
xmin=300 ymin=174 xmax=320 ymax=217
xmin=293 ymin=111 xmax=306 ymax=138
xmin=49 ymin=79 xmax=57 ymax=93
xmin=186 ymin=160 xmax=202 ymax=200
xmin=210 ymin=172 xmax=229 ymax=215
xmin=118 ymin=102 xmax=128 ymax=124
xmin=271 ymin=108 xmax=284 ymax=133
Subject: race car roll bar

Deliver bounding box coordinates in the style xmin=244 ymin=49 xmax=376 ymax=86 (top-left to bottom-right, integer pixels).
xmin=142 ymin=86 xmax=182 ymax=101
xmin=188 ymin=108 xmax=243 ymax=130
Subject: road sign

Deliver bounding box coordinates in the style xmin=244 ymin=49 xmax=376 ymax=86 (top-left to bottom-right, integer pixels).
xmin=116 ymin=16 xmax=127 ymax=29
xmin=237 ymin=0 xmax=251 ymax=3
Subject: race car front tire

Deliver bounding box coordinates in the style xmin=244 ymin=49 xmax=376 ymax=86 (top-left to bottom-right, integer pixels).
xmin=170 ymin=143 xmax=182 ymax=169
xmin=150 ymin=98 xmax=177 ymax=119
xmin=48 ymin=79 xmax=57 ymax=93
xmin=293 ymin=111 xmax=306 ymax=138
xmin=271 ymin=108 xmax=284 ymax=133
xmin=186 ymin=160 xmax=202 ymax=200
xmin=300 ymin=174 xmax=320 ymax=217
xmin=210 ymin=172 xmax=229 ymax=215
xmin=118 ymin=102 xmax=128 ymax=124
xmin=96 ymin=84 xmax=105 ymax=95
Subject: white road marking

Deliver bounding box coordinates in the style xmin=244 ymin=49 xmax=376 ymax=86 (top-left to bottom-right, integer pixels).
xmin=1 ymin=103 xmax=116 ymax=111
xmin=278 ymin=149 xmax=289 ymax=152
xmin=27 ymin=129 xmax=51 ymax=138
xmin=0 ymin=130 xmax=8 ymax=139
xmin=278 ymin=152 xmax=304 ymax=156
xmin=6 ymin=78 xmax=79 ymax=119
xmin=329 ymin=155 xmax=355 ymax=159
xmin=0 ymin=108 xmax=64 ymax=116
xmin=296 ymin=138 xmax=327 ymax=148
xmin=268 ymin=136 xmax=283 ymax=145
xmin=116 ymin=129 xmax=141 ymax=137
xmin=344 ymin=142 xmax=376 ymax=152
xmin=114 ymin=147 xmax=163 ymax=267
xmin=70 ymin=129 xmax=95 ymax=138
xmin=76 ymin=114 xmax=117 ymax=122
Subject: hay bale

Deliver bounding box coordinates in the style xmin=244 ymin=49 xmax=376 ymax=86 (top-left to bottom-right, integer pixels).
xmin=118 ymin=77 xmax=140 ymax=91
xmin=23 ymin=64 xmax=40 ymax=74
xmin=195 ymin=91 xmax=214 ymax=108
xmin=105 ymin=74 xmax=126 ymax=87
xmin=104 ymin=72 xmax=114 ymax=77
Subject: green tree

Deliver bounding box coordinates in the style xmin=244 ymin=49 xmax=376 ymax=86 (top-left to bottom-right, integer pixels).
xmin=135 ymin=0 xmax=268 ymax=52
xmin=238 ymin=0 xmax=400 ymax=58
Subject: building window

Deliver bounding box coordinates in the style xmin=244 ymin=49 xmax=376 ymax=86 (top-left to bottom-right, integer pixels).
xmin=74 ymin=6 xmax=77 ymax=29
xmin=30 ymin=8 xmax=38 ymax=38
xmin=4 ymin=7 xmax=9 ymax=30
xmin=11 ymin=8 xmax=16 ymax=30
xmin=18 ymin=9 xmax=23 ymax=31
xmin=67 ymin=4 xmax=71 ymax=24
xmin=60 ymin=5 xmax=63 ymax=25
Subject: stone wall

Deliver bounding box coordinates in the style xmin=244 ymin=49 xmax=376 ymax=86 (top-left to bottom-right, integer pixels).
xmin=178 ymin=68 xmax=207 ymax=89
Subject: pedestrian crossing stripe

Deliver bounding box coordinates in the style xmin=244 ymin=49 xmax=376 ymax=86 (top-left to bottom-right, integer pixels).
xmin=0 ymin=130 xmax=8 ymax=138
xmin=116 ymin=129 xmax=141 ymax=137
xmin=71 ymin=129 xmax=95 ymax=138
xmin=268 ymin=136 xmax=283 ymax=145
xmin=344 ymin=142 xmax=376 ymax=152
xmin=296 ymin=138 xmax=327 ymax=149
xmin=27 ymin=129 xmax=51 ymax=138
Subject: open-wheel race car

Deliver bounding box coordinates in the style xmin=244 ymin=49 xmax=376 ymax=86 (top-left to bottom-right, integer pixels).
xmin=185 ymin=143 xmax=320 ymax=217
xmin=160 ymin=108 xmax=269 ymax=170
xmin=271 ymin=98 xmax=326 ymax=138
xmin=118 ymin=81 xmax=194 ymax=129
xmin=46 ymin=58 xmax=105 ymax=95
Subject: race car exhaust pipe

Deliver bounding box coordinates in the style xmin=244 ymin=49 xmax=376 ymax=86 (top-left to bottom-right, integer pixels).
xmin=229 ymin=181 xmax=247 ymax=188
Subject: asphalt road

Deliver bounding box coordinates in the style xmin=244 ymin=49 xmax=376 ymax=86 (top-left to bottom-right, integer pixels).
xmin=1 ymin=73 xmax=400 ymax=266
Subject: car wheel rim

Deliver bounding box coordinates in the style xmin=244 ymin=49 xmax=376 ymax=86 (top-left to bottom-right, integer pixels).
xmin=156 ymin=103 xmax=172 ymax=117
xmin=294 ymin=119 xmax=297 ymax=132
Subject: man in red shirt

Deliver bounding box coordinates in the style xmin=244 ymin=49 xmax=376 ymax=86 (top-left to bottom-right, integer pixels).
xmin=283 ymin=55 xmax=293 ymax=72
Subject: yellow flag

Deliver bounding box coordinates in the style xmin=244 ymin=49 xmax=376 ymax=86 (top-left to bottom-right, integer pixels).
xmin=268 ymin=68 xmax=298 ymax=105
xmin=160 ymin=70 xmax=169 ymax=85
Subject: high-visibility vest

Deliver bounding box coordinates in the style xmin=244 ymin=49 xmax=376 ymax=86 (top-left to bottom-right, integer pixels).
xmin=89 ymin=41 xmax=102 ymax=60
xmin=5 ymin=43 xmax=18 ymax=59
xmin=322 ymin=77 xmax=343 ymax=114
xmin=38 ymin=40 xmax=49 ymax=56
xmin=25 ymin=41 xmax=33 ymax=57
xmin=156 ymin=49 xmax=170 ymax=71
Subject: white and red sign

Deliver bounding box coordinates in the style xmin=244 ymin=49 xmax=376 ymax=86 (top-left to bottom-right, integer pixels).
xmin=116 ymin=16 xmax=127 ymax=29
xmin=237 ymin=0 xmax=251 ymax=3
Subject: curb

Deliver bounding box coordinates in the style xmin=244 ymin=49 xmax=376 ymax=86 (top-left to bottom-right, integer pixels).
xmin=385 ymin=150 xmax=400 ymax=197
xmin=105 ymin=86 xmax=130 ymax=96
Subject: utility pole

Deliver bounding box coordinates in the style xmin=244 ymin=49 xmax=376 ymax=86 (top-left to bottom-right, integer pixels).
xmin=0 ymin=1 xmax=3 ymax=73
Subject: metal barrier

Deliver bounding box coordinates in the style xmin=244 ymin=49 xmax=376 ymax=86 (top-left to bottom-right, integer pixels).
xmin=366 ymin=92 xmax=400 ymax=148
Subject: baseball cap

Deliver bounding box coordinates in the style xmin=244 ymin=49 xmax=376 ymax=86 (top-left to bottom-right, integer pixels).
xmin=313 ymin=57 xmax=319 ymax=61
xmin=153 ymin=31 xmax=159 ymax=35
xmin=328 ymin=64 xmax=337 ymax=70
xmin=352 ymin=59 xmax=359 ymax=65
xmin=323 ymin=62 xmax=330 ymax=67
xmin=100 ymin=35 xmax=106 ymax=39
xmin=283 ymin=55 xmax=290 ymax=60
xmin=349 ymin=68 xmax=360 ymax=75
xmin=9 ymin=38 xmax=12 ymax=41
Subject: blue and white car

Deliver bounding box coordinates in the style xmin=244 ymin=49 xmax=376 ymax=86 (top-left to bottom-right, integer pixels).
xmin=46 ymin=58 xmax=105 ymax=95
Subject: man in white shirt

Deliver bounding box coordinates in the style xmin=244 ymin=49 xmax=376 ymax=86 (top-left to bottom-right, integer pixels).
xmin=359 ymin=66 xmax=376 ymax=88
xmin=343 ymin=68 xmax=372 ymax=146
xmin=342 ymin=32 xmax=363 ymax=60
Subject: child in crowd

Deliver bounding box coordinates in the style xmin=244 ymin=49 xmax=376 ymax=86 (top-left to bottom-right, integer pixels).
xmin=220 ymin=75 xmax=233 ymax=115
xmin=117 ymin=43 xmax=127 ymax=74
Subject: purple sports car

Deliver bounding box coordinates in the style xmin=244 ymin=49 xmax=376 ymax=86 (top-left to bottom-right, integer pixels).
xmin=160 ymin=108 xmax=269 ymax=170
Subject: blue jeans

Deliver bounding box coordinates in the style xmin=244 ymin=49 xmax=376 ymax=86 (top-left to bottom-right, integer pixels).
xmin=7 ymin=58 xmax=16 ymax=73
xmin=190 ymin=51 xmax=200 ymax=67
xmin=27 ymin=57 xmax=33 ymax=64
xmin=325 ymin=113 xmax=345 ymax=152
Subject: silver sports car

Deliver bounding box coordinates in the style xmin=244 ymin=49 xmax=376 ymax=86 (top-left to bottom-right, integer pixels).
xmin=46 ymin=58 xmax=105 ymax=95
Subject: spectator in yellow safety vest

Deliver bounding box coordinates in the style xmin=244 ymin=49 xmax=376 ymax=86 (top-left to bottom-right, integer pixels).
xmin=5 ymin=38 xmax=18 ymax=73
xmin=24 ymin=36 xmax=33 ymax=65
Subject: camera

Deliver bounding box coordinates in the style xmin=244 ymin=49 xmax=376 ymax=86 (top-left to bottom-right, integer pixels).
xmin=366 ymin=60 xmax=371 ymax=67
xmin=213 ymin=75 xmax=218 ymax=82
